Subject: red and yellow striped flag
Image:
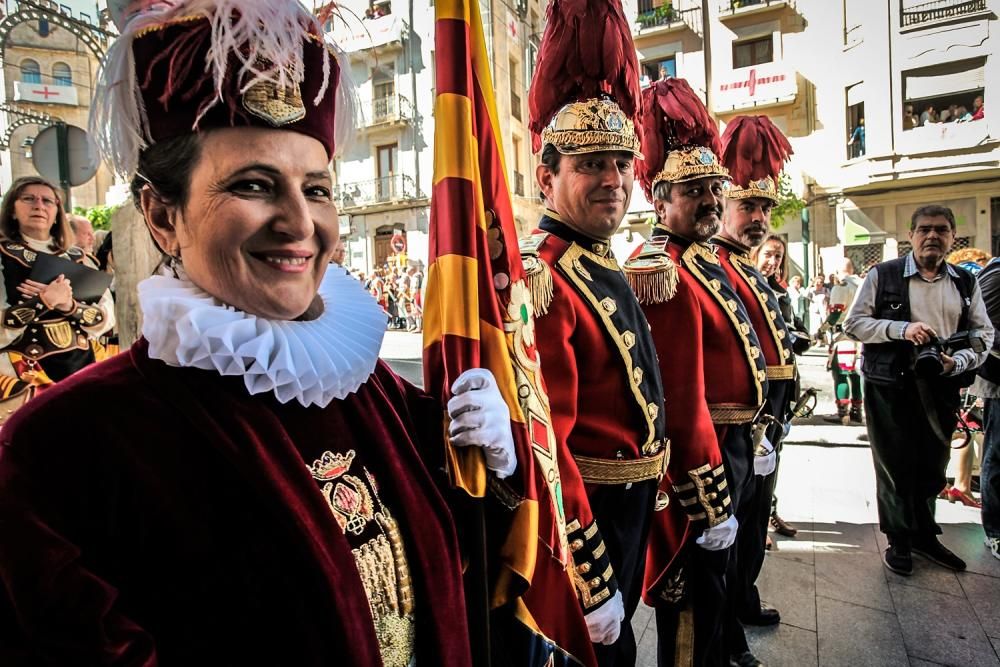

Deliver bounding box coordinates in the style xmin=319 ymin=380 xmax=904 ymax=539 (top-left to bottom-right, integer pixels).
xmin=423 ymin=0 xmax=596 ymax=664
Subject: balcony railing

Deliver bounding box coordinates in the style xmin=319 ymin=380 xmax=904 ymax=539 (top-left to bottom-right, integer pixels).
xmin=335 ymin=174 xmax=423 ymax=209
xmin=360 ymin=95 xmax=412 ymax=127
xmin=513 ymin=171 xmax=525 ymax=197
xmin=900 ymin=0 xmax=987 ymax=27
xmin=635 ymin=5 xmax=703 ymax=35
xmin=718 ymin=0 xmax=791 ymax=16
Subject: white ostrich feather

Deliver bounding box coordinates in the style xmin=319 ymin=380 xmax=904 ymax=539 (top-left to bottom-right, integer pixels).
xmin=91 ymin=0 xmax=356 ymax=177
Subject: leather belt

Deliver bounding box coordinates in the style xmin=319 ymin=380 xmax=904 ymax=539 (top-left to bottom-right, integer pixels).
xmin=708 ymin=403 xmax=760 ymax=425
xmin=766 ymin=364 xmax=796 ymax=380
xmin=574 ymin=449 xmax=667 ymax=485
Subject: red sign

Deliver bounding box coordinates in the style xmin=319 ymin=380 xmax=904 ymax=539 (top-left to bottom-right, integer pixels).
xmin=390 ymin=232 xmax=406 ymax=253
xmin=714 ymin=63 xmax=797 ymax=111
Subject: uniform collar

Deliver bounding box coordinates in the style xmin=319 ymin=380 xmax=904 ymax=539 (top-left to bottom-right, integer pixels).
xmin=540 ymin=210 xmax=613 ymax=258
xmin=651 ymin=223 xmax=707 ymax=251
xmin=904 ymin=252 xmax=958 ymax=281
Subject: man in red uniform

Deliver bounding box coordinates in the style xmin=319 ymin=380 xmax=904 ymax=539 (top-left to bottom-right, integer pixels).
xmin=522 ymin=3 xmax=668 ymax=663
xmin=714 ymin=116 xmax=804 ymax=666
xmin=625 ymin=79 xmax=771 ymax=667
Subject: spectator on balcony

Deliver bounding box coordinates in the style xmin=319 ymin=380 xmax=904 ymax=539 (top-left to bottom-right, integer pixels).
xmin=940 ymin=104 xmax=957 ymax=123
xmin=956 ymin=105 xmax=972 ymax=122
xmin=920 ymin=105 xmax=937 ymax=126
xmin=972 ymin=96 xmax=985 ymax=121
xmin=849 ymin=117 xmax=865 ymax=158
xmin=903 ymin=105 xmax=919 ymax=130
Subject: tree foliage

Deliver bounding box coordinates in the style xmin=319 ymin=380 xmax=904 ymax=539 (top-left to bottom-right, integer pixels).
xmin=73 ymin=204 xmax=120 ymax=232
xmin=770 ymin=173 xmax=806 ymax=230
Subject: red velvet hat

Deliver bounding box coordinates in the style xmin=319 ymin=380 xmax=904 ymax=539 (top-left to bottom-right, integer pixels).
xmin=93 ymin=0 xmax=352 ymax=176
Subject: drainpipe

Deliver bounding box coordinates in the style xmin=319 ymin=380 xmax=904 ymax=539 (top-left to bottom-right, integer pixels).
xmin=408 ymin=0 xmax=421 ymax=205
xmin=702 ymin=0 xmax=713 ymax=111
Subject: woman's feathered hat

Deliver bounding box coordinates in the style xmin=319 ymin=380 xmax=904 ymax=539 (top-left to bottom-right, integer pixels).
xmin=637 ymin=77 xmax=727 ymax=201
xmin=527 ymin=0 xmax=643 ymax=157
xmin=93 ymin=0 xmax=355 ymax=177
xmin=719 ymin=115 xmax=793 ymax=202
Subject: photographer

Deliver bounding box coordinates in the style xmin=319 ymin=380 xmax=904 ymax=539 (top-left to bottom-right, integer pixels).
xmin=845 ymin=205 xmax=993 ymax=576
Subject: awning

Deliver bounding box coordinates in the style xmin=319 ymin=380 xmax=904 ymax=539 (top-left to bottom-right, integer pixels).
xmin=904 ymin=58 xmax=985 ymax=101
xmin=843 ymin=209 xmax=887 ymax=246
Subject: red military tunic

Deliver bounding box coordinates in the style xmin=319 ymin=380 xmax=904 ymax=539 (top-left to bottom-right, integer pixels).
xmin=521 ymin=212 xmax=667 ymax=613
xmin=625 ymin=230 xmax=767 ymax=602
xmin=0 ymin=340 xmax=471 ymax=666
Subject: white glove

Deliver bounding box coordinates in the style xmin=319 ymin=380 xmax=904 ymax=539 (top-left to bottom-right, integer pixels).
xmin=585 ymin=589 xmax=625 ymax=645
xmin=754 ymin=435 xmax=777 ymax=477
xmin=696 ymin=514 xmax=739 ymax=551
xmin=447 ymin=369 xmax=517 ymax=479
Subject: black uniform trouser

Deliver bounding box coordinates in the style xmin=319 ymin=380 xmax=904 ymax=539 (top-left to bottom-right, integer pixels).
xmin=734 ymin=381 xmax=794 ymax=621
xmin=590 ymin=478 xmax=657 ymax=667
xmin=865 ymin=379 xmax=959 ymax=541
xmin=655 ymin=425 xmax=754 ymax=666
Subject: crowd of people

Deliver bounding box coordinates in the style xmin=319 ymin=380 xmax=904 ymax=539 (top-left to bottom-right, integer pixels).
xmin=349 ymin=261 xmax=424 ymax=332
xmin=904 ymin=95 xmax=986 ymax=129
xmin=0 ymin=0 xmax=993 ymax=666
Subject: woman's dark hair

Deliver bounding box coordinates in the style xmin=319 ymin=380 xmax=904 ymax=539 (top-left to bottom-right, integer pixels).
xmin=0 ymin=176 xmax=73 ymax=252
xmin=96 ymin=231 xmax=113 ymax=272
xmin=130 ymin=133 xmax=203 ymax=210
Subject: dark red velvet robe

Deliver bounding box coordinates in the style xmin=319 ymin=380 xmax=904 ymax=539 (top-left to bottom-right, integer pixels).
xmin=0 ymin=340 xmax=471 ymax=665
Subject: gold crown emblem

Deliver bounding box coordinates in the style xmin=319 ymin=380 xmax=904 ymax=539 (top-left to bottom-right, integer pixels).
xmin=652 ymin=146 xmax=729 ymax=191
xmin=542 ymin=98 xmax=643 ymax=158
xmin=727 ymin=175 xmax=779 ymax=202
xmin=308 ymin=450 xmax=356 ymax=481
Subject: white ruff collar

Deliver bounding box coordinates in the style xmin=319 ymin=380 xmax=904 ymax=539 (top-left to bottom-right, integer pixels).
xmin=139 ymin=266 xmax=388 ymax=407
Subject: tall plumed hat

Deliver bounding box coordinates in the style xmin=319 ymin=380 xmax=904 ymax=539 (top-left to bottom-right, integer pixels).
xmin=527 ymin=0 xmax=642 ymax=157
xmin=719 ymin=116 xmax=793 ymax=202
xmin=638 ymin=77 xmax=727 ymax=201
xmin=93 ymin=0 xmax=355 ymax=176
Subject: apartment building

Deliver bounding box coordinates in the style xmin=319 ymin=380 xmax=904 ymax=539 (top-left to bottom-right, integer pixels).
xmin=328 ymin=0 xmax=545 ymax=272
xmin=625 ymin=0 xmax=999 ymax=279
xmin=0 ymin=1 xmax=114 ymax=208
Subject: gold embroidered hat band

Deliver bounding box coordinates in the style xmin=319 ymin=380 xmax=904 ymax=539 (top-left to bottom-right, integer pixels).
xmin=542 ymin=98 xmax=643 ymax=158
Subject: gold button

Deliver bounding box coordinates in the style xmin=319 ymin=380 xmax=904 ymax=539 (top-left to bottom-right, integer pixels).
xmin=571 ymin=539 xmax=584 ymax=552
xmin=784 ymin=349 xmax=792 ymax=359
xmin=589 ymin=577 xmax=603 ymax=589
xmin=601 ymin=297 xmax=617 ymax=315
xmin=727 ymin=299 xmax=739 ymax=312
xmin=777 ymin=330 xmax=786 ymax=339
xmin=706 ymin=492 xmax=718 ymax=500
xmin=622 ymin=331 xmax=636 ymax=349
xmin=750 ymin=347 xmax=760 ymax=359
xmin=634 ymin=367 xmax=644 ymax=385
xmin=578 ymin=563 xmax=592 ymax=574
xmin=648 ymin=403 xmax=659 ymax=419
xmin=769 ymin=310 xmax=777 ymax=319
xmin=710 ymin=279 xmax=722 ymax=292
xmin=741 ymin=323 xmax=751 ymax=335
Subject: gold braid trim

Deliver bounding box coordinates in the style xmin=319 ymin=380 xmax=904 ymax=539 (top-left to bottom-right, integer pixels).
xmin=543 ymin=129 xmax=642 ymax=157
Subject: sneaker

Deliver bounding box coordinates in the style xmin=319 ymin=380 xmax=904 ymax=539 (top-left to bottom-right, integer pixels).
xmin=912 ymin=537 xmax=966 ymax=571
xmin=985 ymin=536 xmax=1000 ymax=561
xmin=769 ymin=513 xmax=798 ymax=537
xmin=882 ymin=544 xmax=913 ymax=576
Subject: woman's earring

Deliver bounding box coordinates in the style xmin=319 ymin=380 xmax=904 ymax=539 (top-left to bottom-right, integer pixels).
xmin=168 ymin=251 xmax=182 ymax=279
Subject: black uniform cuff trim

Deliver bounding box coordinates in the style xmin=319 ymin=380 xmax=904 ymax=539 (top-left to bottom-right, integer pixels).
xmin=3 ymin=299 xmax=42 ymax=328
xmin=672 ymin=463 xmax=732 ymax=528
xmin=566 ymin=518 xmax=619 ymax=611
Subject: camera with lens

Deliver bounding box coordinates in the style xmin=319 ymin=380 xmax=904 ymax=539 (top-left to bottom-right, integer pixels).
xmin=913 ymin=330 xmax=987 ymax=378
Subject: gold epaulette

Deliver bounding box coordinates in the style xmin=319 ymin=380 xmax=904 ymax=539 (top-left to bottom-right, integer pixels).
xmin=623 ymin=238 xmax=678 ymax=305
xmin=519 ymin=232 xmax=554 ymax=316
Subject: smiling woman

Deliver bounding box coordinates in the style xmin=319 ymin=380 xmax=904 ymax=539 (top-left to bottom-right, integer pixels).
xmin=0 ymin=0 xmax=518 ymax=664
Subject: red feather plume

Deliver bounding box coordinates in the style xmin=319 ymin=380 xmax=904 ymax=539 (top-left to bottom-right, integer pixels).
xmin=527 ymin=0 xmax=642 ymax=152
xmin=720 ymin=115 xmax=793 ymax=188
xmin=637 ymin=78 xmax=721 ymax=200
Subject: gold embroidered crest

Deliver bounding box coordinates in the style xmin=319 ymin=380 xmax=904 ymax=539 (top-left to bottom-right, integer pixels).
xmin=243 ymin=77 xmax=306 ymax=126
xmin=43 ymin=322 xmax=74 ymax=349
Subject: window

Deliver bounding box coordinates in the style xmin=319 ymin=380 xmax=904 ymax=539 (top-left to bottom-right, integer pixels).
xmin=376 ymin=143 xmax=398 ymax=201
xmin=509 ymin=58 xmax=521 ymax=122
xmin=512 ymin=136 xmax=524 ymax=197
xmin=641 ymin=57 xmax=676 ymax=87
xmin=845 ymin=83 xmax=865 ymax=159
xmin=733 ymin=36 xmax=773 ymax=69
xmin=52 ymin=62 xmax=72 ymax=86
xmin=902 ymin=58 xmax=986 ymax=127
xmin=20 ymin=59 xmax=41 ymax=84
xmin=38 ymin=20 xmax=49 ymax=37
xmin=526 ymin=37 xmax=538 ymax=86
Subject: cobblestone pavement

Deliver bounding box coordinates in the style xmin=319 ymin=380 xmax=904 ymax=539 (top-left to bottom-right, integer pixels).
xmin=380 ymin=332 xmax=1000 ymax=666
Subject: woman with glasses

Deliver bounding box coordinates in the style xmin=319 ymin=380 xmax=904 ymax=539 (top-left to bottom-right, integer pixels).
xmin=0 ymin=176 xmax=114 ymax=394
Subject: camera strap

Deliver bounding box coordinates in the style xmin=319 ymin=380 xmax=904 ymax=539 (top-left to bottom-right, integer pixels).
xmin=914 ymin=378 xmax=959 ymax=448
